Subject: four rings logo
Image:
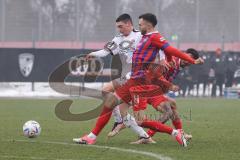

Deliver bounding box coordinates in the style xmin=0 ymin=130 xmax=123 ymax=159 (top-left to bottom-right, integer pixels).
xmin=69 ymin=57 xmax=104 ymax=76
xmin=18 ymin=53 xmax=34 ymax=77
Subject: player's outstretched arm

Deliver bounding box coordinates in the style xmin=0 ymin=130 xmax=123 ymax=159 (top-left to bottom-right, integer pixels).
xmin=151 ymin=34 xmax=200 ymax=64
xmin=164 ymin=46 xmax=195 ymax=64
xmin=86 ymin=37 xmax=119 ymax=59
xmin=86 ymin=49 xmax=110 ymax=59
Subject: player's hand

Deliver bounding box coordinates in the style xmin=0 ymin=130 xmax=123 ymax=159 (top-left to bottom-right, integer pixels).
xmin=194 ymin=57 xmax=204 ymax=65
xmin=169 ymin=85 xmax=180 ymax=92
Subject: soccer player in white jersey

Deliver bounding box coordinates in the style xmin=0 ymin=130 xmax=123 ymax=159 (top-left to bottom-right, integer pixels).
xmin=87 ymin=14 xmax=142 ymax=94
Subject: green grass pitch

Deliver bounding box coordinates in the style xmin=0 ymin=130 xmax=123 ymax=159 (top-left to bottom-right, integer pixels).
xmin=0 ymin=98 xmax=240 ymax=160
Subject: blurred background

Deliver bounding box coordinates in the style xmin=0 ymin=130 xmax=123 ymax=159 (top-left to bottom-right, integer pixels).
xmin=0 ymin=0 xmax=239 ymax=98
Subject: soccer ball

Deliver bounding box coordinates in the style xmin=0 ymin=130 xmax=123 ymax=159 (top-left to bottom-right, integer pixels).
xmin=23 ymin=120 xmax=41 ymax=138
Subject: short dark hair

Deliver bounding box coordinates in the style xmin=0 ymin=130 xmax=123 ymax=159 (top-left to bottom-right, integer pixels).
xmin=186 ymin=48 xmax=199 ymax=59
xmin=139 ymin=13 xmax=157 ymax=27
xmin=116 ymin=13 xmax=133 ymax=24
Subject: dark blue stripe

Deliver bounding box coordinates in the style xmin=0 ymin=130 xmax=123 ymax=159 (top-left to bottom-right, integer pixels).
xmin=146 ymin=48 xmax=158 ymax=64
xmin=133 ymin=48 xmax=158 ymax=78
xmin=134 ymin=45 xmax=153 ymax=77
xmin=132 ymin=37 xmax=149 ymax=76
xmin=142 ymin=44 xmax=152 ymax=63
xmin=133 ymin=37 xmax=149 ymax=68
xmin=160 ymin=43 xmax=170 ymax=51
xmin=135 ymin=48 xmax=158 ymax=78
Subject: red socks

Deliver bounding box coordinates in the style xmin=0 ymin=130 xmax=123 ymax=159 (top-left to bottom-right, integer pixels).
xmin=91 ymin=106 xmax=113 ymax=136
xmin=147 ymin=129 xmax=156 ymax=137
xmin=172 ymin=119 xmax=182 ymax=130
xmin=141 ymin=120 xmax=173 ymax=135
xmin=147 ymin=119 xmax=182 ymax=137
xmin=146 ymin=119 xmax=182 ymax=137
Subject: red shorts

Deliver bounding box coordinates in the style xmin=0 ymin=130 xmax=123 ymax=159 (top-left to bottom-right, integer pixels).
xmin=115 ymin=78 xmax=161 ymax=104
xmin=133 ymin=95 xmax=169 ymax=111
xmin=115 ymin=78 xmax=145 ymax=103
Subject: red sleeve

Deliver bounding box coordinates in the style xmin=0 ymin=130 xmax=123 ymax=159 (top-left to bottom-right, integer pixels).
xmin=151 ymin=33 xmax=195 ymax=64
xmin=164 ymin=46 xmax=195 ymax=64
xmin=151 ymin=33 xmax=168 ymax=50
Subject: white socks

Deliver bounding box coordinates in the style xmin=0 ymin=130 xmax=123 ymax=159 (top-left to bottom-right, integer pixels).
xmin=122 ymin=113 xmax=149 ymax=138
xmin=112 ymin=105 xmax=123 ymax=123
xmin=87 ymin=132 xmax=97 ymax=139
xmin=171 ymin=129 xmax=178 ymax=137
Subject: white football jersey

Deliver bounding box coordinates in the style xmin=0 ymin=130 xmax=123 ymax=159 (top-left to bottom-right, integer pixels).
xmin=90 ymin=30 xmax=142 ymax=78
xmin=110 ymin=30 xmax=142 ymax=77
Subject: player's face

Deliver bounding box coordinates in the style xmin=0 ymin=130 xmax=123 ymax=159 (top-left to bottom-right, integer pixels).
xmin=138 ymin=18 xmax=148 ymax=35
xmin=116 ymin=21 xmax=132 ymax=36
xmin=139 ymin=18 xmax=152 ymax=35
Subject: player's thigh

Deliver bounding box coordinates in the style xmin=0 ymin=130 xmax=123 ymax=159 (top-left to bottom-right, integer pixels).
xmin=103 ymin=93 xmax=119 ymax=108
xmin=115 ymin=79 xmax=134 ymax=104
xmin=103 ymin=80 xmax=121 ymax=93
xmin=166 ymin=97 xmax=177 ymax=110
xmin=133 ymin=110 xmax=146 ymax=122
xmin=118 ymin=103 xmax=130 ymax=117
xmin=148 ymin=95 xmax=169 ymax=111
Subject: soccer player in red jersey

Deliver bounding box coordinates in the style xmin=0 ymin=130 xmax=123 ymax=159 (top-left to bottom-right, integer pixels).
xmin=144 ymin=49 xmax=200 ymax=139
xmin=74 ymin=13 xmax=203 ymax=146
xmin=109 ymin=49 xmax=199 ymax=140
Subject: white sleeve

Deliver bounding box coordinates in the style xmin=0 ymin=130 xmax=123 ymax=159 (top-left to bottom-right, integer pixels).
xmin=89 ymin=36 xmax=120 ymax=57
xmin=89 ymin=49 xmax=110 ymax=57
xmin=108 ymin=37 xmax=120 ymax=55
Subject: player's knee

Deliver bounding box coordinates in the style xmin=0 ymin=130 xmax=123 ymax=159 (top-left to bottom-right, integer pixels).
xmin=157 ymin=102 xmax=167 ymax=112
xmin=163 ymin=103 xmax=174 ymax=118
xmin=168 ymin=99 xmax=177 ymax=109
xmin=103 ymin=93 xmax=118 ymax=108
xmin=102 ymin=85 xmax=113 ymax=97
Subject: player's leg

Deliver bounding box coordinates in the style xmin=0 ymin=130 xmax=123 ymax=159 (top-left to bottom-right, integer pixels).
xmin=128 ymin=97 xmax=187 ymax=146
xmin=167 ymin=98 xmax=182 ymax=129
xmin=126 ymin=84 xmax=187 ymax=146
xmin=73 ymin=92 xmax=119 ymax=144
xmin=119 ymin=102 xmax=155 ymax=144
xmin=111 ymin=105 xmax=123 ymax=128
xmin=146 ymin=96 xmax=192 ymax=140
xmin=107 ymin=104 xmax=126 ymax=137
xmin=107 ymin=97 xmax=149 ymax=139
xmin=136 ymin=116 xmax=187 ymax=146
xmin=145 ymin=96 xmax=173 ymax=137
xmin=73 ymin=78 xmax=137 ymax=144
xmin=114 ymin=98 xmax=187 ymax=146
xmin=169 ymin=99 xmax=192 ymax=140
xmin=102 ymin=80 xmax=126 ymax=133
xmin=139 ymin=99 xmax=174 ymax=136
xmin=102 ymin=79 xmax=121 ymax=96
xmin=73 ymin=82 xmax=123 ymax=144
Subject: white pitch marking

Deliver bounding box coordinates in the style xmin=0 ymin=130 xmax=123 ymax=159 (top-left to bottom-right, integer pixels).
xmin=5 ymin=139 xmax=173 ymax=160
xmin=0 ymin=155 xmax=75 ymax=160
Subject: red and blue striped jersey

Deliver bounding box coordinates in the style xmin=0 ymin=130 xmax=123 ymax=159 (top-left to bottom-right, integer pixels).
xmin=131 ymin=32 xmax=169 ymax=78
xmin=131 ymin=31 xmax=195 ymax=78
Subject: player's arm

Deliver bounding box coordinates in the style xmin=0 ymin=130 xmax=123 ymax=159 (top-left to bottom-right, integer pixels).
xmin=151 ymin=35 xmax=196 ymax=64
xmin=88 ymin=49 xmax=110 ymax=58
xmin=87 ymin=37 xmax=119 ymax=58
